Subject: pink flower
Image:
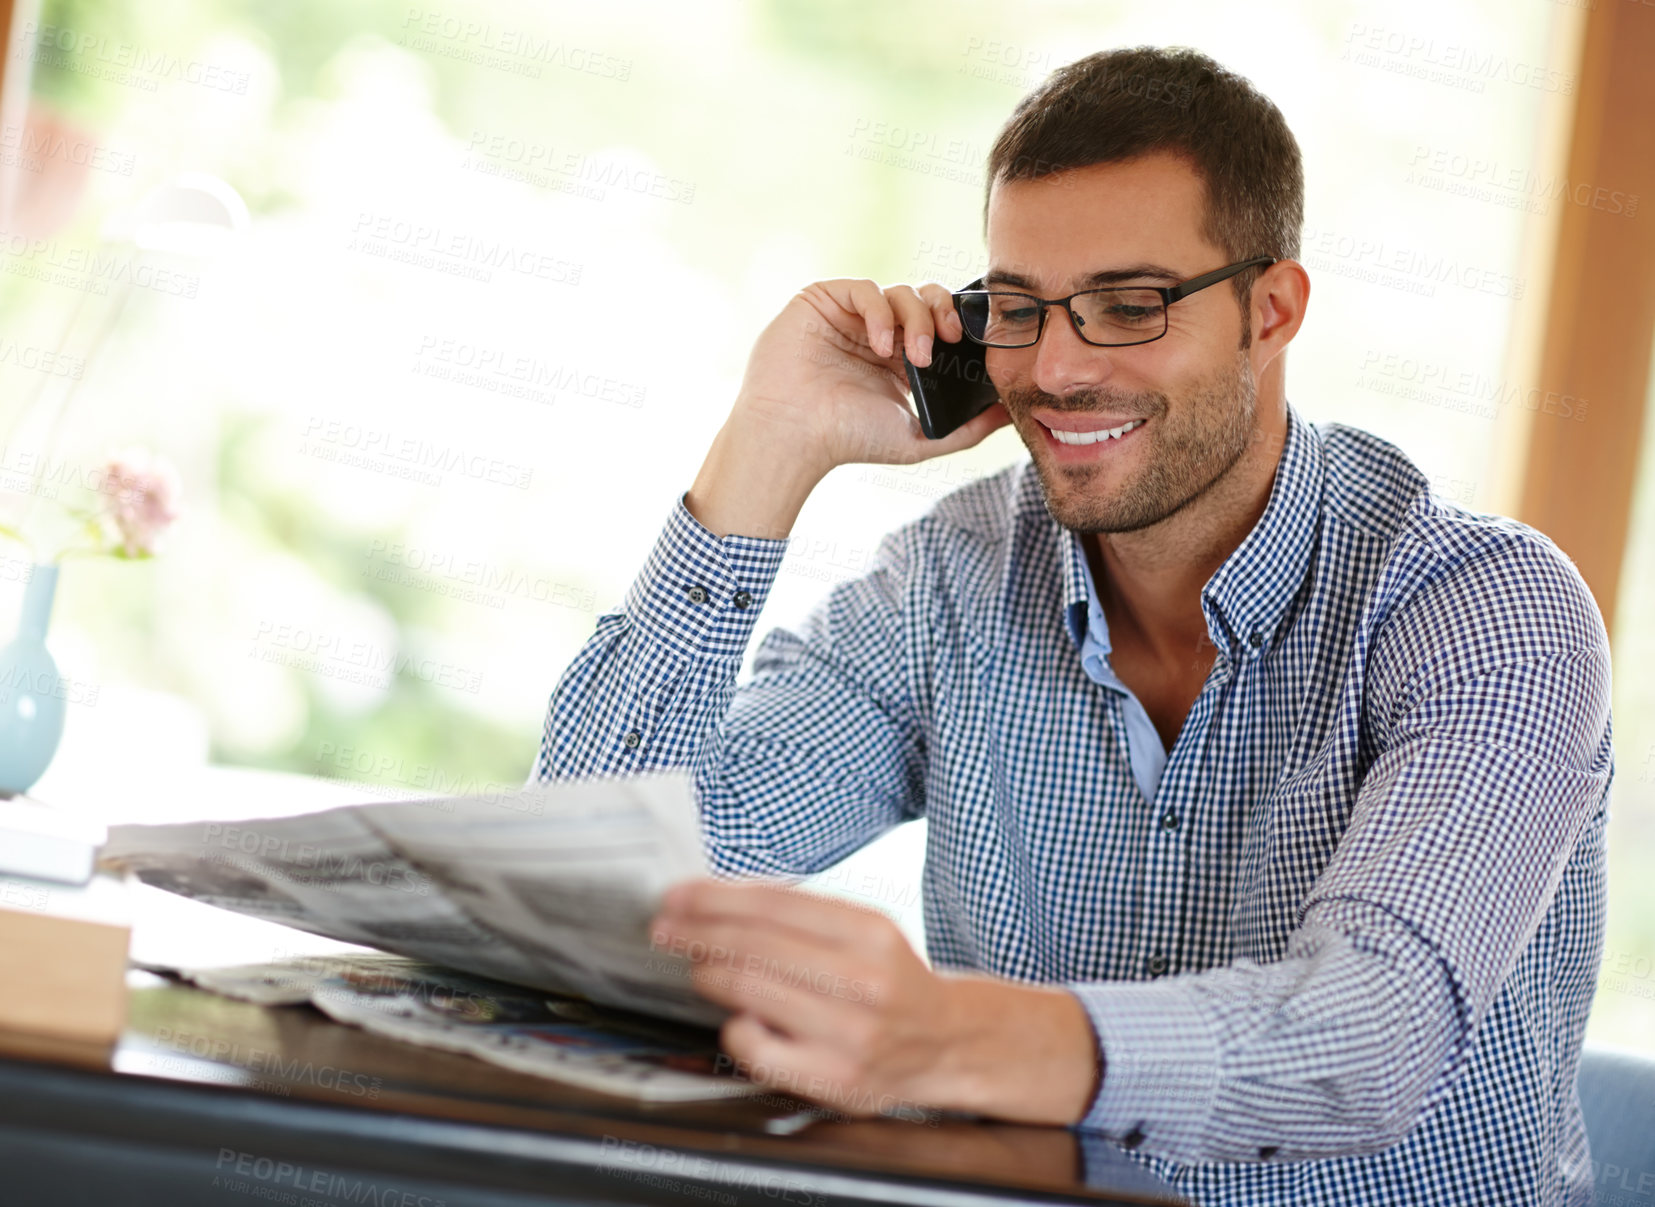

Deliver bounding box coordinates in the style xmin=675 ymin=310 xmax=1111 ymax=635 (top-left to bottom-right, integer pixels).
xmin=97 ymin=448 xmax=182 ymax=557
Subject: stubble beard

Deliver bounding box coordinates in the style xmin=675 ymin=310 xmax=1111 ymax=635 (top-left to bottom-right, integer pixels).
xmin=1006 ymin=347 xmax=1259 ymax=535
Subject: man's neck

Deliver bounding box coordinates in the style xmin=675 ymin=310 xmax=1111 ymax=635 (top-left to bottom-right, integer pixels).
xmin=1088 ymin=401 xmax=1290 ymax=671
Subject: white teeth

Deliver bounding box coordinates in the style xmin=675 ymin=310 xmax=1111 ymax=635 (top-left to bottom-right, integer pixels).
xmin=1046 ymin=418 xmax=1145 ymax=445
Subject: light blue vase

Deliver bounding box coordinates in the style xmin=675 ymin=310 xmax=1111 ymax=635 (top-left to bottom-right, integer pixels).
xmin=0 ymin=564 xmax=66 ymax=798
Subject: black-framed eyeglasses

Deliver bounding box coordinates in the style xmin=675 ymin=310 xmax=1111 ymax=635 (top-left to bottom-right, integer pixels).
xmin=952 ymin=257 xmax=1276 ymax=349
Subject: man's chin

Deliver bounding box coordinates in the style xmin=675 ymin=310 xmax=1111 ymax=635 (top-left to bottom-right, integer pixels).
xmin=1033 ymin=463 xmax=1173 ymax=534
xmin=1035 ymin=478 xmax=1118 ymax=533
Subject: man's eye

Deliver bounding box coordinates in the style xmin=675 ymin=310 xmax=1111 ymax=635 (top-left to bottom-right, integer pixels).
xmin=998 ymin=306 xmax=1039 ymax=323
xmin=1105 ymin=304 xmax=1160 ymax=324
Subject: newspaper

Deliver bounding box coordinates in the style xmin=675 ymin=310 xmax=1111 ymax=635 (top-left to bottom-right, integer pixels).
xmin=137 ymin=952 xmax=760 ymax=1103
xmin=99 ymin=771 xmax=724 ymax=1030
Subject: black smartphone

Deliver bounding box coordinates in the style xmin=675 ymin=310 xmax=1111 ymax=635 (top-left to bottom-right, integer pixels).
xmin=902 ymin=283 xmax=1000 ymax=440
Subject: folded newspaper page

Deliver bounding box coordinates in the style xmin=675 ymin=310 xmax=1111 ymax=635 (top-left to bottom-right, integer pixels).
xmin=100 ymin=771 xmax=724 ymax=1029
xmin=138 ymin=952 xmax=758 ymax=1103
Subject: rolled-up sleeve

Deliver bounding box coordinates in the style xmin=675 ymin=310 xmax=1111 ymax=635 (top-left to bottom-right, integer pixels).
xmin=1065 ymin=536 xmax=1615 ymax=1163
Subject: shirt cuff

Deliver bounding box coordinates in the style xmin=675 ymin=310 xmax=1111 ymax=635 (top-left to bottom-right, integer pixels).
xmin=621 ymin=493 xmax=790 ymax=659
xmin=1066 ymin=978 xmax=1222 ymax=1155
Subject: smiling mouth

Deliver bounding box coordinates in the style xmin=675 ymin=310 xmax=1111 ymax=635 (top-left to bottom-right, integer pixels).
xmin=1039 ymin=417 xmax=1147 ymax=445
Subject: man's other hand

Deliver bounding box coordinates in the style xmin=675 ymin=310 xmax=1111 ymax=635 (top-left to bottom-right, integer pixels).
xmin=649 ymin=879 xmax=1098 ymax=1126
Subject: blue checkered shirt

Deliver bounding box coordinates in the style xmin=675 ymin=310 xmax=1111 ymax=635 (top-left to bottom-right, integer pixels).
xmin=532 ymin=402 xmax=1615 ymax=1205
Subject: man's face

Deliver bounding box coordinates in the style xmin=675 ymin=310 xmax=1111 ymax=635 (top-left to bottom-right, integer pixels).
xmin=983 ymin=152 xmax=1259 ymax=535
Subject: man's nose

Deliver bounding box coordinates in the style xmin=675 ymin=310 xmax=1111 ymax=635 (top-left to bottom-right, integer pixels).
xmin=1030 ymin=303 xmax=1114 ymax=397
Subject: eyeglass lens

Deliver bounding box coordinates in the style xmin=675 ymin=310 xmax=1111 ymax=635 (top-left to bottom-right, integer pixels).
xmin=956 ymin=289 xmax=1168 ymax=347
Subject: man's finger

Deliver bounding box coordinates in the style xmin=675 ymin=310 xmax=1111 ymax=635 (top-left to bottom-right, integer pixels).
xmin=720 ymin=1013 xmax=880 ymax=1117
xmin=653 ymin=917 xmax=885 ymax=1005
xmin=685 ymin=959 xmax=857 ymax=1033
xmin=658 ymin=879 xmax=897 ymax=949
xmin=687 ymin=942 xmax=884 ymax=1023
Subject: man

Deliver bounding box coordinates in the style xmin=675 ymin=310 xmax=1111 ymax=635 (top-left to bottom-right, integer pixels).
xmin=531 ymin=46 xmax=1613 ymax=1206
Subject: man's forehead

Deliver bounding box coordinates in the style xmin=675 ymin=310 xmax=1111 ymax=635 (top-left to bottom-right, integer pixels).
xmin=980 ymin=260 xmax=1185 ymax=290
xmin=983 ymin=154 xmax=1214 ymax=286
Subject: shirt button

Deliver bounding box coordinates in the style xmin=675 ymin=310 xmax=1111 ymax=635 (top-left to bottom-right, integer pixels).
xmin=1259 ymin=1145 xmax=1280 ymax=1160
xmin=732 ymin=590 xmax=752 ymax=610
xmin=686 ymin=585 xmax=708 ymax=604
xmin=1160 ymin=810 xmax=1180 ymax=831
xmin=1121 ymin=1125 xmax=1146 ymax=1150
xmin=621 ymin=730 xmax=641 ymax=750
xmin=1147 ymin=954 xmax=1169 ymax=976
xmin=1247 ymin=629 xmax=1263 ymax=649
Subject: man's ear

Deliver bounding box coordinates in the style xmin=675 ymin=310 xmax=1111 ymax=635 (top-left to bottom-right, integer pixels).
xmin=1249 ymin=260 xmax=1310 ymax=374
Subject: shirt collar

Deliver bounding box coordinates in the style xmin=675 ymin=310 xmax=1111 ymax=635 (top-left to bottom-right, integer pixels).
xmin=1027 ymin=401 xmax=1324 ymax=662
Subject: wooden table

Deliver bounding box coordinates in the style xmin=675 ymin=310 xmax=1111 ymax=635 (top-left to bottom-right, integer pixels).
xmin=0 ymin=969 xmax=1185 ymax=1205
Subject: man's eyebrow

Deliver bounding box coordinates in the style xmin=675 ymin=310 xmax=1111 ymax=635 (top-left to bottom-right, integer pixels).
xmin=980 ymin=264 xmax=1183 ymax=290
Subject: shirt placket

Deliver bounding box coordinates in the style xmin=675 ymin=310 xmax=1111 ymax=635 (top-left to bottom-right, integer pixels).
xmin=1131 ymin=644 xmax=1234 ymax=981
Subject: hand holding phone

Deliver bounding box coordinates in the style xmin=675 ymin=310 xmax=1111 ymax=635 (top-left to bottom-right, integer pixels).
xmin=686 ymin=277 xmax=1009 ymax=541
xmin=902 ymin=280 xmax=1001 ymax=440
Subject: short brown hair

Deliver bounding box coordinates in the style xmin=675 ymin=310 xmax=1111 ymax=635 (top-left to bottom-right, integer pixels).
xmin=984 ymin=46 xmax=1303 ymax=304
